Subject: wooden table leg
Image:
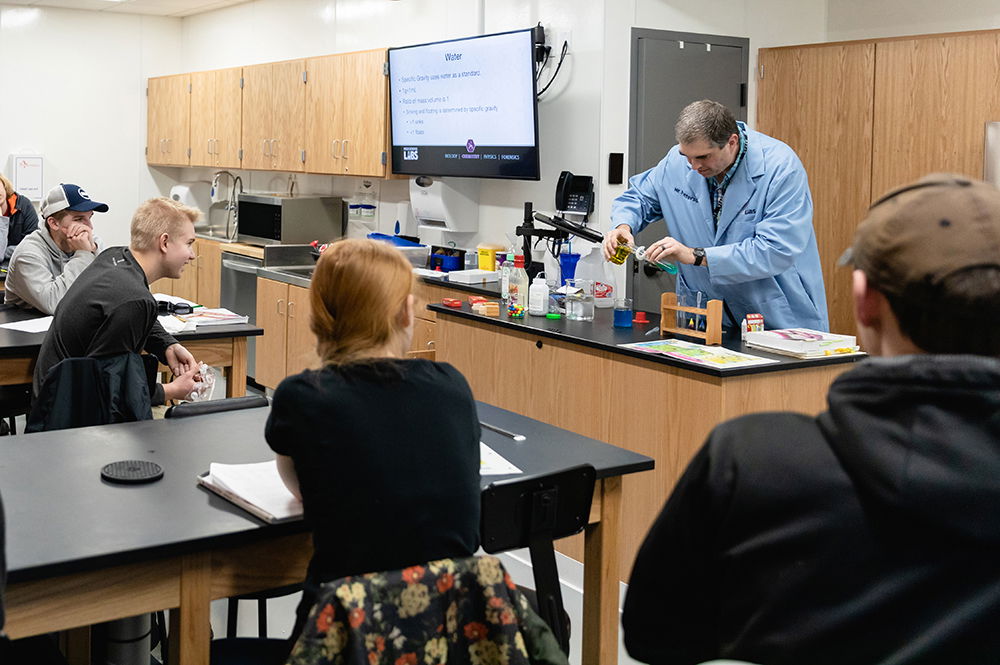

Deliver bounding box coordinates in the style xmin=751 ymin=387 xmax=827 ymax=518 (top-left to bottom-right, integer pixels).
xmin=582 ymin=475 xmax=622 ymax=665
xmin=225 ymin=337 xmax=247 ymax=397
xmin=171 ymin=551 xmax=212 ymax=665
xmin=61 ymin=626 xmax=91 ymax=665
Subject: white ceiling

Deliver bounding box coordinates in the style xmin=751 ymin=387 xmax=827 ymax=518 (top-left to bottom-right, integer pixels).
xmin=0 ymin=0 xmax=252 ymax=18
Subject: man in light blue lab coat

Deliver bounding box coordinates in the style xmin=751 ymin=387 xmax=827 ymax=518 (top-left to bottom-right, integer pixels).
xmin=604 ymin=100 xmax=828 ymax=331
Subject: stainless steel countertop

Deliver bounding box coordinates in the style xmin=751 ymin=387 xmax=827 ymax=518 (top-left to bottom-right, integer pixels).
xmin=256 ymin=265 xmax=313 ymax=289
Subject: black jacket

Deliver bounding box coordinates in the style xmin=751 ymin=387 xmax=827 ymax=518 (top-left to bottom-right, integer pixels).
xmin=1 ymin=193 xmax=39 ymax=267
xmin=624 ymin=355 xmax=1000 ymax=665
xmin=27 ymin=353 xmax=155 ymax=432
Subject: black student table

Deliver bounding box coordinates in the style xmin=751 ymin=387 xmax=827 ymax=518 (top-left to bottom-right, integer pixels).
xmin=0 ymin=307 xmax=262 ymax=397
xmin=3 ymin=403 xmax=653 ymax=665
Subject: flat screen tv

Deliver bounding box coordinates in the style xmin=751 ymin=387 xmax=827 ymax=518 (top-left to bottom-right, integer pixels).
xmin=388 ymin=28 xmax=541 ymax=180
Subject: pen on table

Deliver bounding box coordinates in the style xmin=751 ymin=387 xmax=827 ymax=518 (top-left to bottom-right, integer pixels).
xmin=479 ymin=421 xmax=526 ymax=442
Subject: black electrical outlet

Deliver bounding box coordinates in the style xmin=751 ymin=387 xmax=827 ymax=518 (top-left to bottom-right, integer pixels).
xmin=609 ymin=152 xmax=624 ymax=185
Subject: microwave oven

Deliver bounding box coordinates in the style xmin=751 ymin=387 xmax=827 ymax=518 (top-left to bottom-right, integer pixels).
xmin=236 ymin=193 xmax=345 ymax=245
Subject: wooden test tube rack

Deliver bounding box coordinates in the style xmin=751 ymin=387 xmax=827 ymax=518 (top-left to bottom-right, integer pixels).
xmin=659 ymin=292 xmax=723 ymax=346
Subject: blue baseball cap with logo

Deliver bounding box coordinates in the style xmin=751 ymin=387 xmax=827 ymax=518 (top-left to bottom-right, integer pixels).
xmin=40 ymin=183 xmax=109 ymax=219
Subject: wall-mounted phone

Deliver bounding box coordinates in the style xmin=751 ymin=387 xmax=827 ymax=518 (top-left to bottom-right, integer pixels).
xmin=555 ymin=170 xmax=594 ymax=216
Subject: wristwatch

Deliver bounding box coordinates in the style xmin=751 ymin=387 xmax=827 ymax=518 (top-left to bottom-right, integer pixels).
xmin=693 ymin=247 xmax=706 ymax=266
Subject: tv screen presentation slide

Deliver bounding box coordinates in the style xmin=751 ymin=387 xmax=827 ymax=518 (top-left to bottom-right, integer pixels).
xmin=389 ymin=30 xmax=540 ymax=179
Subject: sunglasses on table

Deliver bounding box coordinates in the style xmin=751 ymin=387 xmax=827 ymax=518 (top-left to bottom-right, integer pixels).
xmin=157 ymin=301 xmax=194 ymax=315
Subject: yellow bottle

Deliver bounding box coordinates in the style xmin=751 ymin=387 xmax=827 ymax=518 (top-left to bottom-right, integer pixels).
xmin=608 ymin=240 xmax=634 ymax=265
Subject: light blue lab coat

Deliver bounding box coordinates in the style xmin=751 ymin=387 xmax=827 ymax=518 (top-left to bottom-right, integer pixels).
xmin=611 ymin=122 xmax=829 ymax=331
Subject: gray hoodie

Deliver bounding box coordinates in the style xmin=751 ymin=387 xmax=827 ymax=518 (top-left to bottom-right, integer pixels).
xmin=3 ymin=224 xmax=103 ymax=314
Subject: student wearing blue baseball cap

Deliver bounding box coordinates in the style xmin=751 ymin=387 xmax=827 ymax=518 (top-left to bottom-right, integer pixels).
xmin=4 ymin=183 xmax=108 ymax=314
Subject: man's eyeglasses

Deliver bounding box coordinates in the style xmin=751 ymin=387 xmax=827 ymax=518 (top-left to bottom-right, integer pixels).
xmin=157 ymin=301 xmax=194 ymax=315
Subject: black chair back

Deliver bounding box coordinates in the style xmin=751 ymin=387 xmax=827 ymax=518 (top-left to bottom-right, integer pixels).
xmin=480 ymin=463 xmax=596 ymax=654
xmin=164 ymin=394 xmax=268 ymax=418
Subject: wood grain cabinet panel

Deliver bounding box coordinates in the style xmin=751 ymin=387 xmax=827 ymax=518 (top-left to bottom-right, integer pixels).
xmin=242 ymin=60 xmax=305 ymax=172
xmin=147 ymin=74 xmax=190 ymax=166
xmin=286 ymin=284 xmax=319 ymax=376
xmin=255 ymin=277 xmax=289 ymax=389
xmin=305 ymin=49 xmax=387 ymax=177
xmin=872 ymin=32 xmax=1000 ymax=196
xmin=190 ymin=68 xmax=243 ymax=169
xmin=756 ymin=43 xmax=875 ymax=336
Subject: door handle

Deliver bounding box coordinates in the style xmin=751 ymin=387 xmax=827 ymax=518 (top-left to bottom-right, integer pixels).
xmin=277 ymin=298 xmax=286 ymax=316
xmin=270 ymin=139 xmax=278 ymax=159
xmin=262 ymin=139 xmax=270 ymax=156
xmin=331 ymin=139 xmax=341 ymax=159
xmin=287 ymin=300 xmax=295 ymax=318
xmin=341 ymin=139 xmax=350 ymax=159
xmin=221 ymin=259 xmax=260 ymax=274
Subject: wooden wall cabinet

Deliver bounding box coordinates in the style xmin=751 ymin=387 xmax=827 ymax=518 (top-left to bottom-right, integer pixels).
xmin=147 ymin=74 xmax=190 ymax=166
xmin=305 ymin=49 xmax=388 ymax=177
xmin=190 ymin=67 xmax=243 ymax=169
xmin=757 ymin=29 xmax=1000 ymax=336
xmin=242 ymin=60 xmax=306 ymax=172
xmin=255 ymin=277 xmax=318 ymax=388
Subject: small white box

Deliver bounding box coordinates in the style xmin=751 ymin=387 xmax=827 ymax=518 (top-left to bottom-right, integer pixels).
xmin=446 ymin=269 xmax=499 ymax=284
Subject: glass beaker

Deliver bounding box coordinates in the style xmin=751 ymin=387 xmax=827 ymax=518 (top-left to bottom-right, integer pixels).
xmin=565 ymin=278 xmax=595 ymax=322
xmin=613 ymin=297 xmax=633 ymax=328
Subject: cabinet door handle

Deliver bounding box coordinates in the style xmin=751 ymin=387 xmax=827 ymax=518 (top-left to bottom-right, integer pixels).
xmin=277 ymin=298 xmax=286 ymax=315
xmin=207 ymin=139 xmax=213 ymax=155
xmin=426 ymin=340 xmax=435 ymax=349
xmin=262 ymin=139 xmax=270 ymax=156
xmin=270 ymin=139 xmax=278 ymax=159
xmin=341 ymin=139 xmax=350 ymax=159
xmin=331 ymin=139 xmax=340 ymax=159
xmin=287 ymin=300 xmax=295 ymax=318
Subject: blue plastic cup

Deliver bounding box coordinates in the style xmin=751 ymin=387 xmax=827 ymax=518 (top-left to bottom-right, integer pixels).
xmin=559 ymin=253 xmax=581 ymax=285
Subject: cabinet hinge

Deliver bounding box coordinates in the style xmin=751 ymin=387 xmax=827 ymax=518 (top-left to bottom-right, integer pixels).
xmin=240 ymin=77 xmax=244 ymax=89
xmin=187 ymin=147 xmax=192 ymax=158
xmin=145 ymin=86 xmax=148 ymax=97
xmin=759 ymin=64 xmax=765 ymax=79
xmin=381 ymin=151 xmax=387 ymax=165
xmin=302 ymin=70 xmax=307 ymax=84
xmin=188 ymin=82 xmax=192 ymax=93
xmin=145 ymin=146 xmax=148 ymax=155
xmin=383 ymin=62 xmax=389 ymax=76
xmin=300 ymin=149 xmax=306 ymax=163
xmin=238 ymin=148 xmax=244 ymax=160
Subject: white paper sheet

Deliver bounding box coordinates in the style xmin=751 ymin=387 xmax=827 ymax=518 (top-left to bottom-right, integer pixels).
xmin=0 ymin=316 xmax=53 ymax=333
xmin=480 ymin=442 xmax=522 ymax=475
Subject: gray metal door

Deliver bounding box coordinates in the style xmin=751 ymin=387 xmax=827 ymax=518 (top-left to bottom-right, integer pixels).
xmin=627 ymin=29 xmax=749 ymax=313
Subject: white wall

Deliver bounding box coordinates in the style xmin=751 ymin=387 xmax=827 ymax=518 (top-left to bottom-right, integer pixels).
xmin=0 ymin=4 xmax=182 ymax=247
xmin=827 ymin=0 xmax=1000 ymax=42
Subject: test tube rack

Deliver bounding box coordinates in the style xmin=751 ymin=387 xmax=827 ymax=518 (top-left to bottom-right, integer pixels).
xmin=659 ymin=292 xmax=723 ymax=346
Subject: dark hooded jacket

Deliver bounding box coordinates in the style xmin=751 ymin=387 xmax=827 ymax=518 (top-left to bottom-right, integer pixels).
xmin=623 ymin=355 xmax=1000 ymax=665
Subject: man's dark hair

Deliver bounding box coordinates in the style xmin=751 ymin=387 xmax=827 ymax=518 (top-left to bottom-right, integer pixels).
xmin=879 ymin=266 xmax=1000 ymax=355
xmin=675 ymin=100 xmax=739 ymax=147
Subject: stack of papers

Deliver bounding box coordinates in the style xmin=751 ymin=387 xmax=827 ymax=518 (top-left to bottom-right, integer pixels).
xmin=199 ymin=460 xmax=303 ymax=523
xmin=744 ymin=328 xmax=860 ymax=358
xmin=175 ymin=308 xmax=249 ymax=326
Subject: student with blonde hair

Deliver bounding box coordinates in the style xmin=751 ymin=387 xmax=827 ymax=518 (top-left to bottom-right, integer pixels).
xmin=33 ymin=197 xmax=201 ymax=404
xmin=266 ymin=238 xmax=481 ymax=646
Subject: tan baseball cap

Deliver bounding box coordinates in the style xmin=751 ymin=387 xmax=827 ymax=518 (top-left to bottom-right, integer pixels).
xmin=839 ymin=173 xmax=1000 ymax=302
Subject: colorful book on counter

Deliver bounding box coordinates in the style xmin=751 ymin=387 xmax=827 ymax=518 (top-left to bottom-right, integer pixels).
xmin=176 ymin=307 xmax=249 ymax=326
xmin=744 ymin=328 xmax=860 ymax=358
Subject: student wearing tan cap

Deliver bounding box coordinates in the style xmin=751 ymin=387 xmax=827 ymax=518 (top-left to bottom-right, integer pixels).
xmin=624 ymin=173 xmax=1000 ymax=664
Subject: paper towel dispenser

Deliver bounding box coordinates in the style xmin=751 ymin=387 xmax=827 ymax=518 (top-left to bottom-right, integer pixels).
xmin=409 ymin=176 xmax=480 ymax=232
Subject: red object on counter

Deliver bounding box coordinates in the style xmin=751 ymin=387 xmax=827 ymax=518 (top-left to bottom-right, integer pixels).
xmin=442 ymin=298 xmax=463 ymax=308
xmin=468 ymin=296 xmax=488 ymax=305
xmin=633 ymin=311 xmax=650 ymax=324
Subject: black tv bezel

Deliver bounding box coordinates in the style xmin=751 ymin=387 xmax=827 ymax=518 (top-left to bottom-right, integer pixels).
xmin=388 ymin=27 xmax=541 ymax=181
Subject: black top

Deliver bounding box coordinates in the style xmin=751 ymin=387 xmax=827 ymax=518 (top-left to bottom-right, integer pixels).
xmin=33 ymin=247 xmax=177 ymax=399
xmin=2 ymin=193 xmax=39 ymax=266
xmin=265 ymin=359 xmax=482 ymax=581
xmin=624 ymin=355 xmax=1000 ymax=665
xmin=429 ymin=302 xmax=862 ymax=377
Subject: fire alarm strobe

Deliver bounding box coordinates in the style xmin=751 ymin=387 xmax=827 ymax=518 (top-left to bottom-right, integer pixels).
xmin=101 ymin=460 xmax=164 ymax=485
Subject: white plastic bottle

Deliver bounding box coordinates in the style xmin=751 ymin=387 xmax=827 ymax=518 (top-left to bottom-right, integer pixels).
xmin=528 ymin=273 xmax=548 ymax=316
